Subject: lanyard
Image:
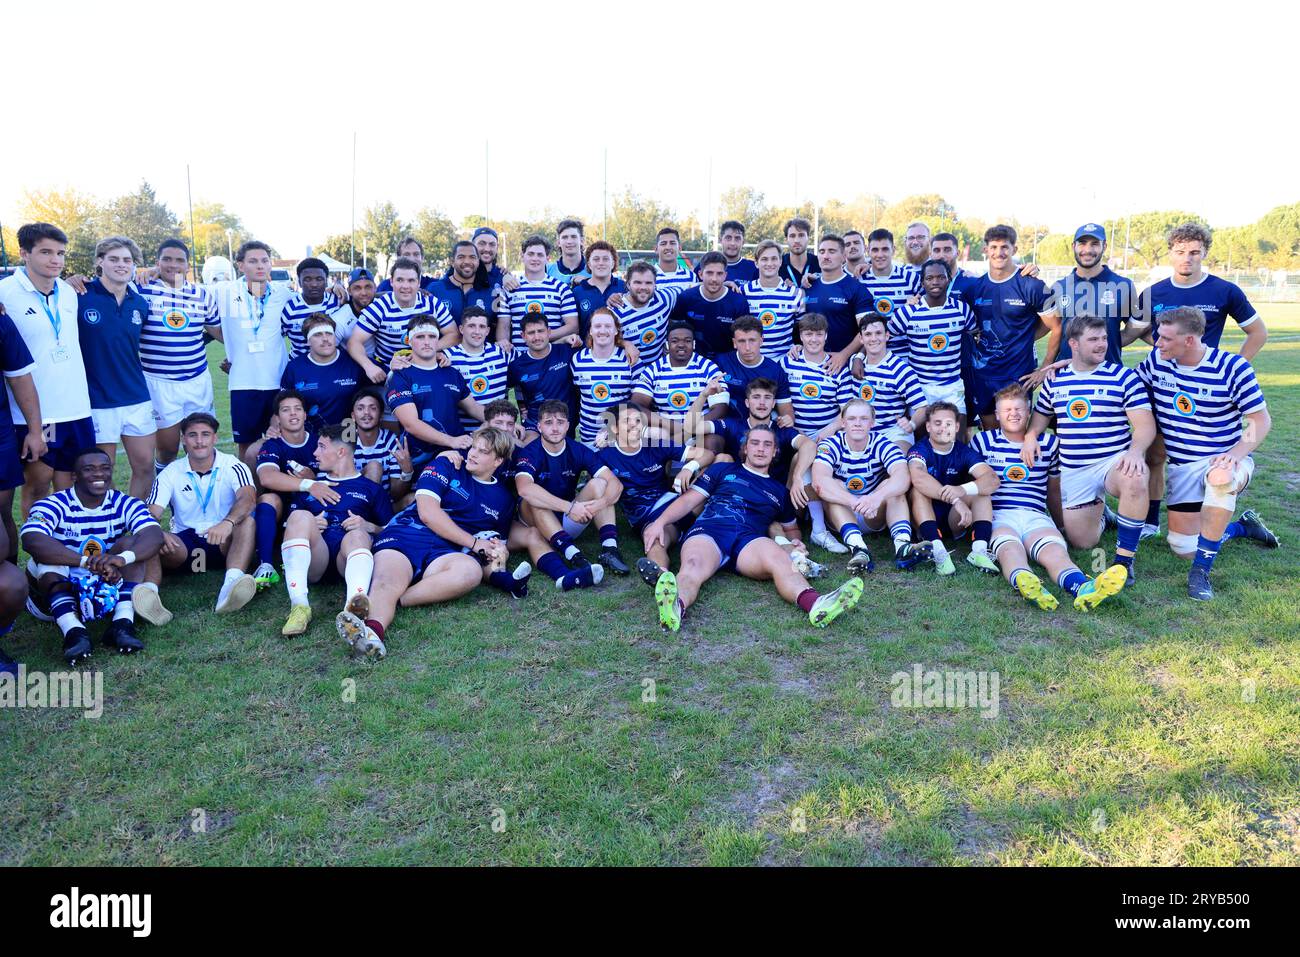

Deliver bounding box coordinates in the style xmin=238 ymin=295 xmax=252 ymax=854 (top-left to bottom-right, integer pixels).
xmin=34 ymin=278 xmax=61 ymax=343
xmin=246 ymin=285 xmax=270 ymax=334
xmin=187 ymin=468 xmax=219 ymax=515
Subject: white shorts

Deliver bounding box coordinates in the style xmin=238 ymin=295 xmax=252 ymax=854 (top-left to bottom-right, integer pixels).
xmin=146 ymin=372 xmax=215 ymax=430
xmin=27 ymin=558 xmax=80 ymax=581
xmin=922 ymin=381 xmax=966 ymax=409
xmin=91 ymin=401 xmax=156 ymax=443
xmin=877 ymin=425 xmax=914 ymax=448
xmin=1060 ymin=451 xmax=1124 ymax=510
xmin=992 ymin=507 xmax=1059 ymax=544
xmin=1166 ymin=455 xmax=1255 ymax=507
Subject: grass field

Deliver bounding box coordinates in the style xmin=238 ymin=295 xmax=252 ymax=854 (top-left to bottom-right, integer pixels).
xmin=2 ymin=306 xmax=1298 ymax=866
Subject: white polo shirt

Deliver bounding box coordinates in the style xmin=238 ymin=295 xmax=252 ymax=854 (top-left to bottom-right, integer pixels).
xmin=210 ymin=280 xmax=293 ymax=391
xmin=0 ymin=269 xmax=91 ymax=424
xmin=148 ymin=449 xmax=254 ymax=534
xmin=328 ymin=300 xmax=370 ymax=353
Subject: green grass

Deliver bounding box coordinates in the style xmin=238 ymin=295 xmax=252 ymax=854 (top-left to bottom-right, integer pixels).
xmin=2 ymin=307 xmax=1298 ymax=866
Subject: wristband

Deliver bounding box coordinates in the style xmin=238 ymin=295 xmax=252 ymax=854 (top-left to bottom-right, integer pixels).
xmin=117 ymin=550 xmax=136 ymax=566
xmin=706 ymin=391 xmax=730 ymax=407
xmin=399 ymin=471 xmax=414 ymax=482
xmin=961 ymin=482 xmax=979 ymax=496
xmin=79 ymin=554 xmax=90 ymax=568
xmin=773 ymin=535 xmax=792 ymax=547
xmin=682 ymin=460 xmax=701 ymax=474
xmin=299 ymin=478 xmax=314 ymax=492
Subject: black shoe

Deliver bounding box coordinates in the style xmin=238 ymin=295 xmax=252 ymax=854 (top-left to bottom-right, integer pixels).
xmin=1238 ymin=509 xmax=1280 ymax=549
xmin=847 ymin=548 xmax=875 ymax=575
xmin=1188 ymin=566 xmax=1213 ymax=602
xmin=894 ymin=541 xmax=932 ymax=571
xmin=0 ymin=647 xmax=18 ymax=678
xmin=62 ymin=628 xmax=93 ymax=665
xmin=600 ymin=547 xmax=631 ymax=576
xmin=636 ymin=557 xmax=663 ymax=588
xmin=564 ymin=550 xmax=592 ymax=569
xmin=103 ymin=619 xmax=145 ymax=655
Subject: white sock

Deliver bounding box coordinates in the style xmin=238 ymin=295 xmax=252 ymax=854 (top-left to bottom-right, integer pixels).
xmin=561 ymin=516 xmax=588 ymax=540
xmin=56 ymin=612 xmax=81 ymax=636
xmin=113 ymin=600 xmax=134 ymax=622
xmin=809 ymin=500 xmax=828 ymax=537
xmin=281 ymin=538 xmax=312 ymax=606
xmin=343 ymin=549 xmax=374 ymax=601
xmin=843 ymin=529 xmax=867 ymax=551
xmin=931 ymin=539 xmax=949 ymax=562
xmin=972 ymin=540 xmax=989 ymax=555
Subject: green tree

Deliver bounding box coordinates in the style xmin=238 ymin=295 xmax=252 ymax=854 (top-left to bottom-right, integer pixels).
xmin=1122 ymin=210 xmax=1208 ymax=268
xmin=410 ymin=206 xmax=458 ymax=270
xmin=19 ymin=188 xmax=102 ymax=276
xmin=100 ymin=181 xmax=180 ymax=264
xmin=1253 ymin=202 xmax=1300 ymax=268
xmin=191 ymin=201 xmax=249 ymax=265
xmin=604 ymin=189 xmax=677 ymax=254
xmin=314 ymin=234 xmax=357 ymax=266
xmin=361 ymin=202 xmax=409 ymax=274
xmin=1034 ymin=234 xmax=1075 ymax=266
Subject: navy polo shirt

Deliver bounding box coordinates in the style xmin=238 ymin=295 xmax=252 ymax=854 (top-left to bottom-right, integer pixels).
xmin=572 ymin=276 xmax=628 ymax=340
xmin=669 ymin=287 xmax=752 ymax=358
xmin=77 ymin=278 xmax=150 ymax=408
xmin=427 ymin=275 xmax=497 ymax=325
xmin=697 ymin=259 xmax=760 ymax=284
xmin=1051 ymin=266 xmax=1136 ymax=365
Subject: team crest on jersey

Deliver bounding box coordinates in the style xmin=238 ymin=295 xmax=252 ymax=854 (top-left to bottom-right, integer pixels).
xmin=874 ymin=297 xmax=894 ymax=316
xmin=526 ymin=302 xmax=544 ymax=315
xmin=131 ymin=310 xmax=142 ymax=325
xmin=1002 ymin=463 xmax=1028 ymax=483
xmin=590 ymin=382 xmax=611 ymax=402
xmin=859 ymin=383 xmax=876 ymax=402
xmin=80 ymin=536 xmax=107 ymax=558
xmin=846 ymin=475 xmax=868 ymax=493
xmin=641 ymin=329 xmax=655 ymax=345
xmin=801 ymin=382 xmax=821 ymax=399
xmin=471 ymin=376 xmax=489 ymax=394
xmin=1067 ymin=397 xmax=1092 ymax=421
xmin=668 ymin=390 xmax=690 ymax=409
xmin=929 ymin=333 xmax=948 ymax=353
xmin=1174 ymin=391 xmax=1196 ymax=416
xmin=759 ymin=310 xmax=776 ymax=327
xmin=83 ymin=309 xmax=101 ymax=325
xmin=164 ymin=309 xmax=189 ymax=330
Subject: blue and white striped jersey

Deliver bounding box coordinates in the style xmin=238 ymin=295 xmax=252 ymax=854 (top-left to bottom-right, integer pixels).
xmin=356 ymin=428 xmax=402 ymax=486
xmin=21 ymin=488 xmax=158 ymax=553
xmin=137 ymin=279 xmax=220 ymax=381
xmin=612 ymin=288 xmax=678 ymax=372
xmin=355 ymin=292 xmax=454 ymax=367
xmin=859 ymin=263 xmax=921 ymax=317
xmin=632 ymin=353 xmax=722 ymax=420
xmin=654 ymin=263 xmax=697 ymax=295
xmin=856 ymin=352 xmax=927 ymax=430
xmin=1136 ymin=347 xmax=1266 ymax=465
xmin=972 ymin=429 xmax=1059 ymax=514
xmin=887 ymin=296 xmax=975 ymax=387
xmin=779 ymin=354 xmax=857 ymax=435
xmin=1034 ymin=361 xmax=1150 ymax=469
xmin=570 ymin=348 xmax=636 ymax=444
xmin=814 ymin=431 xmax=906 ymax=495
xmin=281 ymin=291 xmax=341 ymax=358
xmin=444 ymin=342 xmax=510 ymax=430
xmin=502 ymin=276 xmax=578 ymax=349
xmin=742 ymin=278 xmax=804 ymax=359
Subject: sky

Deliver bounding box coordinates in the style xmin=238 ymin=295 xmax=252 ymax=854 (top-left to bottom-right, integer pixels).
xmin=4 ymin=0 xmax=1293 ymax=257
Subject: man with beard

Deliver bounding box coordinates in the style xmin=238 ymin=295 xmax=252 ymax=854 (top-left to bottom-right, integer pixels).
xmin=903 ymin=222 xmax=932 ymax=268
xmin=843 ymin=230 xmax=869 ymax=278
xmin=428 ymin=241 xmax=497 ymax=326
xmin=780 ymin=218 xmax=820 ymax=286
xmin=1050 ymin=224 xmax=1143 ymax=365
xmin=329 ymin=268 xmax=377 ymax=350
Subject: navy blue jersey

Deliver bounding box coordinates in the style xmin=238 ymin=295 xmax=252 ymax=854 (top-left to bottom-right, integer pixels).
xmin=713 ymin=351 xmax=792 ymax=418
xmin=906 ymin=437 xmax=987 ymax=487
xmin=801 ymin=273 xmax=875 ymax=353
xmin=386 ymin=363 xmax=470 ymax=458
xmin=426 ymin=275 xmax=497 ymax=326
xmin=780 ymin=251 xmax=820 ymax=287
xmin=669 ymin=287 xmax=751 ymax=358
xmin=289 ymin=473 xmax=394 ymax=528
xmin=77 ymin=278 xmax=150 ymax=408
xmin=514 ymin=438 xmax=607 ymax=500
xmin=572 ymin=277 xmax=627 ymax=340
xmin=256 ymin=432 xmax=319 ymax=477
xmin=693 ymin=462 xmax=796 ymax=536
xmin=389 ymin=457 xmax=515 ymax=541
xmin=507 ymin=342 xmax=576 ymax=426
xmin=1137 ymin=274 xmax=1258 ymax=349
xmin=596 ymin=441 xmax=685 ymax=514
xmin=281 ymin=351 xmax=364 ymax=430
xmin=0 ymin=310 xmax=36 ymax=432
xmin=961 ymin=271 xmax=1052 ymax=384
xmin=712 ymin=417 xmax=801 ymax=483
xmin=696 ymin=259 xmax=759 ymax=284
xmin=1051 ymin=266 xmax=1137 ymax=365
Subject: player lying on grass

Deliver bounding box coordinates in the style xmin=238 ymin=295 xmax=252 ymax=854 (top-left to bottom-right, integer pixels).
xmin=335 ymin=426 xmax=525 ymax=659
xmin=279 ymin=424 xmax=393 ymax=637
xmin=249 ymin=389 xmax=319 ymax=590
xmin=972 ymin=384 xmax=1127 ymax=612
xmin=21 ymin=448 xmax=164 ymax=664
xmin=905 ymin=401 xmax=1000 ymax=575
xmin=805 ymin=398 xmax=932 ymax=573
xmin=642 ymin=426 xmax=865 ymax=632
xmin=1135 ymin=305 xmax=1279 ymax=601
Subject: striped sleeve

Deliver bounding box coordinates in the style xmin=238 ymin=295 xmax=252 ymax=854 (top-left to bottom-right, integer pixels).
xmin=20 ymin=498 xmax=62 ymax=539
xmin=1121 ymin=368 xmax=1151 ymax=410
xmin=124 ymin=496 xmax=161 ymax=534
xmin=1228 ymin=357 xmax=1266 ymax=413
xmin=146 ymin=469 xmax=174 ymax=509
xmin=232 ymin=459 xmax=255 ymax=488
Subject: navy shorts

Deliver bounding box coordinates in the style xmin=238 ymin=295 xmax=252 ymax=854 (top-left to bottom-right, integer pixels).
xmin=968 ymin=368 xmax=1031 ymax=419
xmin=14 ymin=416 xmax=95 ymax=473
xmin=682 ymin=523 xmax=762 ymax=572
xmin=174 ymin=527 xmax=228 ymax=572
xmin=624 ymin=491 xmax=679 ymax=534
xmin=932 ymin=502 xmax=970 ymax=540
xmin=0 ymin=426 xmax=23 ymax=490
xmin=373 ymin=524 xmax=463 ymax=578
xmin=231 ymin=389 xmax=280 ymax=445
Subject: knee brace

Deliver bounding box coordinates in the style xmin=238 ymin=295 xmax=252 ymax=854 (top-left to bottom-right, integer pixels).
xmin=989 ymin=534 xmax=1018 ymax=558
xmin=1028 ymin=536 xmax=1067 ymax=563
xmin=1202 ymin=473 xmax=1239 ymax=512
xmin=1166 ymin=530 xmax=1199 ymax=555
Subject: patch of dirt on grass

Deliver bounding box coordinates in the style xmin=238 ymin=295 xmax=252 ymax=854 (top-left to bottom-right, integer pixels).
xmin=727 ymin=760 xmax=798 ymax=827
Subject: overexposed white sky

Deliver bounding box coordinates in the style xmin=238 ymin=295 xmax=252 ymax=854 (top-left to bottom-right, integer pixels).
xmin=4 ymin=0 xmax=1293 ymax=255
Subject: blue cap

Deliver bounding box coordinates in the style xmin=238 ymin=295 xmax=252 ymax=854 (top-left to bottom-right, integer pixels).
xmin=472 ymin=227 xmax=498 ymax=241
xmin=1074 ymin=223 xmax=1106 ymax=242
xmin=347 ymin=267 xmax=374 ymax=285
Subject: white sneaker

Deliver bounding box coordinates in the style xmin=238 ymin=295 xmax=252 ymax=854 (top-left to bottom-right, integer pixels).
xmin=215 ymin=574 xmax=257 ymax=614
xmin=809 ymin=529 xmax=849 ymax=554
xmin=132 ymin=586 xmax=173 ymax=626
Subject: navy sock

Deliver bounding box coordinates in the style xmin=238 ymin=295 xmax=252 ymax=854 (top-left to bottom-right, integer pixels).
xmin=489 ymin=570 xmax=528 ymax=598
xmin=1193 ymin=535 xmax=1222 ymax=572
xmin=919 ymin=520 xmax=940 ymax=542
xmin=972 ymin=520 xmax=992 ymax=544
xmin=49 ymin=587 xmax=79 ymax=619
xmin=598 ymin=524 xmax=618 ymax=548
xmin=1145 ymin=499 xmax=1162 ymax=527
xmin=559 ymin=565 xmax=595 ymax=591
xmin=1115 ymin=515 xmax=1144 ymax=556
xmin=1057 ymin=569 xmax=1089 ymax=596
xmin=254 ymin=502 xmax=278 ymax=565
xmin=538 ymin=552 xmax=568 ymax=582
xmin=549 ymin=531 xmax=579 ymax=560
xmin=1221 ymin=521 xmax=1245 ymax=542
